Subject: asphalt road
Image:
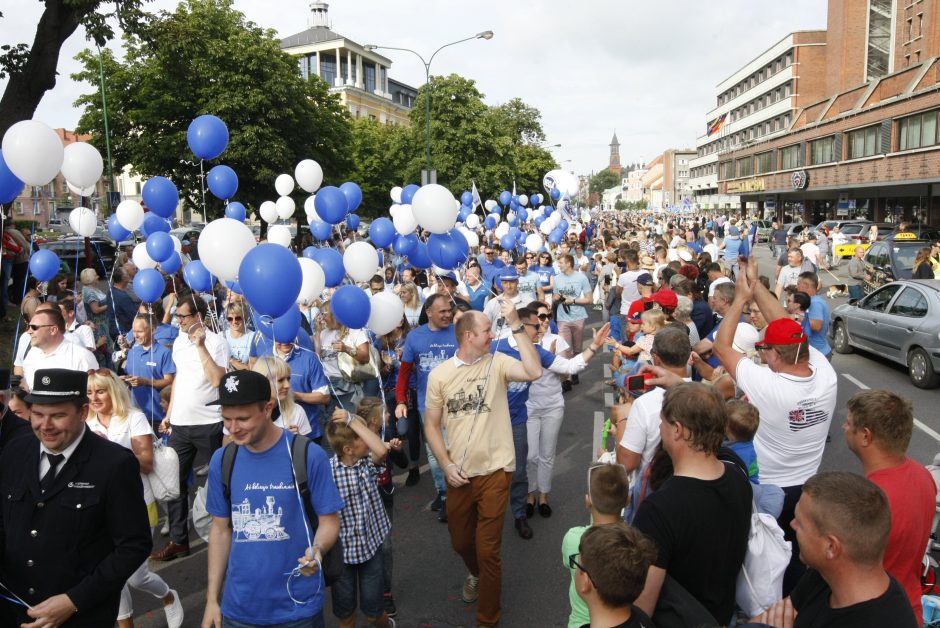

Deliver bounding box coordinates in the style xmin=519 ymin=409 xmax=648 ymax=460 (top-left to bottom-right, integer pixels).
xmin=131 ymin=244 xmax=940 ymax=627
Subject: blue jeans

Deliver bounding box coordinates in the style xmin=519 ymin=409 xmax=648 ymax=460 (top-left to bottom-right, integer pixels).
xmin=223 ymin=613 xmax=325 ymax=628
xmin=510 ymin=422 xmax=529 ymax=520
xmin=608 ymin=312 xmax=622 ymax=342
xmin=848 ymin=284 xmax=863 ymax=300
xmin=331 ymin=551 xmax=386 ymax=620
xmin=419 ymin=410 xmax=447 ymax=495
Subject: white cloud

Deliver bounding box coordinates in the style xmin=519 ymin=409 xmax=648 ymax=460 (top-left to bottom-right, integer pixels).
xmin=1 ymin=0 xmax=828 ymax=178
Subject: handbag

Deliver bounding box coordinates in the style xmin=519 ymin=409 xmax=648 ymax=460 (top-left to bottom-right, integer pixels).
xmin=338 ymin=344 xmax=380 ymax=384
xmin=147 ymin=437 xmax=180 ymax=501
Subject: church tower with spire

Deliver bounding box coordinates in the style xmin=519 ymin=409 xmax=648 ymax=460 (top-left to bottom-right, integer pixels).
xmin=609 ymin=132 xmax=622 ymax=176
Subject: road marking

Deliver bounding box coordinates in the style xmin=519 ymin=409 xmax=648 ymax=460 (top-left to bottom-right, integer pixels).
xmin=605 ymin=392 xmax=614 ymax=407
xmin=841 ymin=373 xmax=940 ymax=444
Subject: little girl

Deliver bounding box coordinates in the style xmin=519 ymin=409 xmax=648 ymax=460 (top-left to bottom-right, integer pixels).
xmin=252 ymin=356 xmax=313 ymax=436
xmin=609 ymin=308 xmax=667 ymax=363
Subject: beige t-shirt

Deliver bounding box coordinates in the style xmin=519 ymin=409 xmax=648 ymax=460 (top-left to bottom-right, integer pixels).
xmin=425 ymin=352 xmax=516 ymax=477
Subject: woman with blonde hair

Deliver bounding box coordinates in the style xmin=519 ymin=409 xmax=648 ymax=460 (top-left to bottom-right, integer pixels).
xmin=224 ymin=301 xmax=255 ymax=370
xmin=252 ymin=355 xmax=312 ymax=435
xmin=85 ymin=369 xmax=183 ymax=628
xmin=318 ymin=300 xmax=370 ymax=413
xmin=398 ymin=282 xmax=423 ymax=326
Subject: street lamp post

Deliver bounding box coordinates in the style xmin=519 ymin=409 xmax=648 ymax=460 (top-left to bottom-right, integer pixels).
xmin=365 ymin=31 xmax=493 ymax=184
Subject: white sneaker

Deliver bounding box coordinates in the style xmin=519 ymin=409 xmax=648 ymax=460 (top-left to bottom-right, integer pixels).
xmin=164 ymin=589 xmax=184 ymax=628
xmin=160 ymin=520 xmax=169 ymax=536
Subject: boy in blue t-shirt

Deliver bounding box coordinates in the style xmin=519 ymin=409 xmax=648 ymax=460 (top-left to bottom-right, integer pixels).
xmin=724 ymin=399 xmax=760 ymax=484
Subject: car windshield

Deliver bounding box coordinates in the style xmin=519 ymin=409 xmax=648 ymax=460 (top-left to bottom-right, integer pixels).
xmin=893 ymin=244 xmax=923 ymax=272
xmin=841 ymin=225 xmax=864 ymax=235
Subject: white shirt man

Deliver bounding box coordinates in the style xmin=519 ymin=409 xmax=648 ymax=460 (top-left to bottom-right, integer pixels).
xmin=21 ymin=309 xmax=98 ymax=390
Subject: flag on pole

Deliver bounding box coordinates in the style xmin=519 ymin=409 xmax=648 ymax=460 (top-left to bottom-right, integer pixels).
xmin=512 ymin=180 xmax=517 ymax=197
xmin=471 ymin=181 xmax=482 ymax=210
xmin=707 ymin=113 xmax=728 ymax=136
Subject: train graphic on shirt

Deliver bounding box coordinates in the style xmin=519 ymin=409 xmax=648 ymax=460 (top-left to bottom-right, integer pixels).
xmin=445 ymin=384 xmax=491 ymax=418
xmin=231 ymin=496 xmax=290 ymax=542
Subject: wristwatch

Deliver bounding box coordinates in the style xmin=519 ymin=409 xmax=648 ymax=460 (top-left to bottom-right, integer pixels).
xmin=511 ymin=323 xmax=526 ymax=334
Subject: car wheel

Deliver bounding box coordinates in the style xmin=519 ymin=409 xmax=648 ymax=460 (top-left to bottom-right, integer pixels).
xmin=832 ymin=321 xmax=853 ymax=354
xmin=908 ymin=347 xmax=940 ymax=389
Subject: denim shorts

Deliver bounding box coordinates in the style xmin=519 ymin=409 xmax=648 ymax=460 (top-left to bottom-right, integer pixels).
xmin=222 ymin=612 xmax=324 ymax=628
xmin=331 ymin=551 xmax=385 ymax=619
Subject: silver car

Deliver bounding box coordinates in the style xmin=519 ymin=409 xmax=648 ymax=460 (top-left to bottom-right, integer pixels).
xmin=830 ymin=279 xmax=940 ymax=388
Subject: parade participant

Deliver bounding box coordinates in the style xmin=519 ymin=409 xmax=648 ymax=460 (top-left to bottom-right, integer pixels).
xmin=484 ymin=267 xmax=525 ymax=336
xmin=223 ymin=302 xmax=255 ymax=370
xmin=272 ymin=339 xmax=330 ymax=442
xmin=80 ymin=267 xmax=115 ymax=361
xmin=424 ymin=300 xmax=542 ymax=628
xmin=124 ymin=313 xmax=176 ymax=428
xmin=553 ymin=253 xmax=594 ymax=371
xmin=464 ymin=266 xmax=490 ymax=312
xmin=532 ymin=251 xmax=557 ymax=302
xmin=795 ymin=272 xmax=831 ymax=359
xmin=202 ymin=370 xmax=342 ymax=628
xmin=515 ymin=257 xmax=542 ymax=304
xmin=58 ymin=298 xmax=96 ymax=351
xmin=253 ymin=356 xmax=315 ymax=436
xmin=317 ymin=301 xmax=371 ymax=413
xmin=0 ymin=368 xmax=152 ymax=627
xmin=21 ymin=306 xmax=99 ymax=390
xmin=398 ymin=282 xmax=423 ymax=326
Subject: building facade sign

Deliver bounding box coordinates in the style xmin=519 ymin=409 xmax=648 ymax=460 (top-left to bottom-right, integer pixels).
xmin=791 ymin=170 xmax=809 ymax=190
xmin=724 ymin=178 xmax=766 ymax=194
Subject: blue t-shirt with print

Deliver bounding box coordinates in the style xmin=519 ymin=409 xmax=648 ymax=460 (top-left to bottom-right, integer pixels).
xmin=491 ymin=341 xmax=556 ymax=425
xmin=282 ymin=347 xmax=330 ymax=439
xmin=402 ymin=324 xmax=458 ymax=412
xmin=803 ymin=295 xmax=831 ymax=356
xmin=516 ymin=271 xmax=541 ymax=304
xmin=553 ymin=271 xmax=592 ymax=323
xmin=205 ymin=431 xmax=344 ymax=624
xmin=530 ymin=264 xmax=556 ymax=293
xmin=125 ymin=342 xmax=176 ymax=423
xmin=466 ymin=282 xmax=490 ymax=311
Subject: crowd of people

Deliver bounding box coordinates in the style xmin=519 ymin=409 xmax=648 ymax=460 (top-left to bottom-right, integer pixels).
xmin=0 ymin=207 xmax=936 ymax=628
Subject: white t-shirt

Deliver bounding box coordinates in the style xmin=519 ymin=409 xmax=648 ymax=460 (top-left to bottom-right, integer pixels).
xmin=169 ymin=329 xmax=230 ymax=426
xmin=319 ymin=328 xmax=369 ymax=379
xmin=86 ymin=410 xmax=155 ymax=504
xmin=734 ymin=347 xmax=838 ymax=486
xmin=619 ymin=380 xmax=691 ymax=483
xmin=776 ymin=265 xmax=803 ymax=294
xmin=704 ymin=243 xmax=721 ymax=262
xmin=66 ymin=323 xmax=96 ymax=351
xmin=274 ymin=404 xmax=312 ymax=436
xmin=800 ymin=243 xmax=820 ymax=267
xmin=527 ymin=333 xmax=570 ymax=413
xmin=22 ymin=340 xmax=99 ymax=390
xmin=617 ymin=270 xmax=644 ymax=314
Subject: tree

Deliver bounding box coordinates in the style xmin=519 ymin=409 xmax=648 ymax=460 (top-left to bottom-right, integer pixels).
xmin=0 ymin=1 xmax=150 ymax=138
xmin=490 ymin=98 xmax=546 ymax=146
xmin=346 ymin=118 xmax=410 ymax=218
xmin=589 ymin=168 xmax=620 ymax=195
xmin=71 ymin=0 xmax=352 ymax=219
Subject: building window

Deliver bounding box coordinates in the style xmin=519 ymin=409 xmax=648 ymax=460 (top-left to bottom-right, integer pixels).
xmin=320 ymin=52 xmax=336 ymax=86
xmin=363 ymin=62 xmax=376 ymax=92
xmin=756 ymin=151 xmax=773 ymax=174
xmin=737 ymin=157 xmax=754 ymax=177
xmin=866 ymin=0 xmax=892 ymax=82
xmin=848 ymin=125 xmax=879 ymax=158
xmin=720 ymin=161 xmax=734 ymax=180
xmin=899 ymin=110 xmax=939 ymax=150
xmin=380 ymin=67 xmax=387 ymax=91
xmin=781 ymin=144 xmax=801 ymax=169
xmin=811 ymin=136 xmax=835 ymax=164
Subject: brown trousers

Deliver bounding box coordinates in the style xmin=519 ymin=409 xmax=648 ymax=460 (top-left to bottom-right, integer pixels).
xmin=446 ymin=470 xmax=512 ymax=627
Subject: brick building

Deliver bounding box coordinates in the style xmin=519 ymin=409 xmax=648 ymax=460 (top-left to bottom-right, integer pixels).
xmin=716 ymin=0 xmax=940 ymax=226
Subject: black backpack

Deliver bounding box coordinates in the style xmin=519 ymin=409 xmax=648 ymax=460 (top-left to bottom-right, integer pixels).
xmin=220 ymin=434 xmax=345 ymax=585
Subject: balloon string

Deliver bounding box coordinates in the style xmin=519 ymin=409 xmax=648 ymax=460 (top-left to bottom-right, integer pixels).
xmin=199 ymin=159 xmax=207 ymax=221
xmin=9 ymin=227 xmax=35 ymax=366
xmin=91 ymin=240 xmax=125 ymax=338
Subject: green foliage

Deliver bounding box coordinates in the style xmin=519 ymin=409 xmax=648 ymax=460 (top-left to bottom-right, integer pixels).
xmin=72 ymin=0 xmax=352 ymax=219
xmin=589 ymin=168 xmax=621 ymax=195
xmin=617 ymin=199 xmax=648 ymax=210
xmin=346 ymin=118 xmax=409 ymax=218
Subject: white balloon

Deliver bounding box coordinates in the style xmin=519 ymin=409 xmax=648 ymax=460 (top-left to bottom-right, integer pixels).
xmin=484 ymin=199 xmax=497 ymax=212
xmin=295 ymin=160 xmax=323 ymax=193
xmin=542 ymin=168 xmax=579 ymax=198
xmin=411 ymin=184 xmax=457 ymax=234
xmin=525 ymin=233 xmax=544 ymax=252
xmin=518 ymin=194 xmax=529 ymax=207
xmin=66 ymin=180 xmax=95 ymax=197
xmin=569 ymin=221 xmax=583 ymax=235
xmin=297 ymin=258 xmax=326 ymax=304
xmin=367 ymin=291 xmax=405 ymax=336
xmin=61 ymin=142 xmax=103 ymax=189
xmin=68 ymin=207 xmax=96 ymax=237
xmin=389 ymin=204 xmax=403 ymax=219
xmin=392 ymin=205 xmax=417 ymax=234
xmin=390 ymin=186 xmax=403 ymax=203
xmin=507 ymin=211 xmax=517 ymax=223
xmin=463 ymin=230 xmax=480 ymax=247
xmin=540 ymin=220 xmax=554 ymax=235
xmin=199 ymin=218 xmax=256 ymax=281
xmin=465 ymin=214 xmax=480 ymax=229
xmin=259 ymin=200 xmax=278 ymax=224
xmin=494 ymin=222 xmax=509 ymax=238
xmin=267 ymin=224 xmax=292 ymax=247
xmin=304 ymin=195 xmax=318 ymax=219
xmin=276 ymin=195 xmax=295 ymax=220
xmin=343 ymin=241 xmax=380 ymax=283
xmin=132 ymin=242 xmax=158 ymax=269
xmin=171 ymin=235 xmax=182 ymax=254
xmin=274 ymin=174 xmax=295 ymax=197
xmin=1 ymin=120 xmax=64 ymax=186
xmin=116 ymin=200 xmax=144 ymax=231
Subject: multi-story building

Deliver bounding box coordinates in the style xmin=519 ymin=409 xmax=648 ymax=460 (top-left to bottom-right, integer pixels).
xmin=624 ymin=167 xmax=648 ymax=204
xmin=608 ymin=132 xmax=622 ymax=177
xmin=280 ymin=2 xmax=416 ymax=125
xmin=716 ymin=0 xmax=940 ymax=226
xmin=689 ymin=30 xmax=828 ymax=212
xmin=642 ymin=150 xmax=696 ymax=210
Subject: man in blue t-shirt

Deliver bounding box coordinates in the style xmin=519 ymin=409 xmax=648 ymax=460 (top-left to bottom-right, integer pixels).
xmin=515 ymin=258 xmax=542 ymax=304
xmin=553 ymin=253 xmax=593 ymax=386
xmin=274 ymin=340 xmax=331 ymax=441
xmin=203 ymin=370 xmax=343 ymax=628
xmin=249 ymin=326 xmax=315 ymax=367
xmin=394 ymin=293 xmax=458 ymax=520
xmin=478 ymin=245 xmax=505 ymax=288
xmin=124 ymin=314 xmax=175 ymax=427
xmin=797 ymin=272 xmax=831 ymax=358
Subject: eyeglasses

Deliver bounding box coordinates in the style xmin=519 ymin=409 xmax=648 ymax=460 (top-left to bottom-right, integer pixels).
xmin=756 ymin=345 xmax=775 ymax=352
xmin=177 ymin=311 xmax=196 ymax=321
xmin=522 ymin=322 xmax=540 ymax=330
xmin=27 ymin=323 xmax=54 ymax=331
xmin=742 ymin=310 xmax=752 ymax=315
xmin=568 ymin=553 xmax=593 ymax=576
xmin=537 ymin=313 xmax=550 ymax=321
xmin=227 ymin=316 xmax=243 ymax=322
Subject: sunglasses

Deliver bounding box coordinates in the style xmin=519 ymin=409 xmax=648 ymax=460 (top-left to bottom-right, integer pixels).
xmin=537 ymin=313 xmax=550 ymax=320
xmin=27 ymin=323 xmax=55 ymax=331
xmin=227 ymin=316 xmax=243 ymax=322
xmin=86 ymin=368 xmax=113 ymax=376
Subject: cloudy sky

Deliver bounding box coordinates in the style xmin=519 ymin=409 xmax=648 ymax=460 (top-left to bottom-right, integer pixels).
xmin=3 ymin=0 xmax=829 ymax=177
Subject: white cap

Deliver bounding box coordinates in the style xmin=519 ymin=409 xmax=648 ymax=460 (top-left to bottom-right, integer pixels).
xmin=708 ymin=276 xmax=733 ymax=298
xmin=731 ymin=322 xmax=760 ymax=354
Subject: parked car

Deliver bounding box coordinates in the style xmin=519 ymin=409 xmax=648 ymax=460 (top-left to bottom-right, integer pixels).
xmin=784 ymin=222 xmax=805 ymax=240
xmin=830 ymin=279 xmax=940 ymax=388
xmin=40 ymin=237 xmax=118 ymax=278
xmin=752 ymin=220 xmax=773 ymax=243
xmin=862 ymin=232 xmax=933 ymax=293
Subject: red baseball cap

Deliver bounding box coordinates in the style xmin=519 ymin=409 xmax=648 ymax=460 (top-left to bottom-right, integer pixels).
xmin=651 ymin=289 xmax=678 ymax=311
xmin=755 ymin=318 xmax=807 ymax=347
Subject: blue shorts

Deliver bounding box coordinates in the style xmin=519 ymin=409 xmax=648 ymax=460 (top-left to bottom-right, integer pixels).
xmin=331 ymin=551 xmax=385 ymax=619
xmin=222 ymin=612 xmax=325 ymax=628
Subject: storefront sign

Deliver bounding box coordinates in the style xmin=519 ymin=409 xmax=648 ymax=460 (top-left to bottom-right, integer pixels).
xmin=725 ymin=178 xmax=766 ymax=194
xmin=791 ymin=170 xmax=809 ymax=190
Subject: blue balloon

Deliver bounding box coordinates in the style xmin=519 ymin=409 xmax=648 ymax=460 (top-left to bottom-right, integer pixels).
xmin=207 ymin=165 xmax=238 ymax=200
xmin=107 ymin=214 xmax=131 ymax=241
xmin=339 ymin=182 xmax=363 ymax=212
xmin=550 ymin=188 xmax=561 ymax=200
xmin=559 ymin=220 xmax=569 ymax=231
xmin=508 ymin=215 xmax=519 ymax=227
xmin=146 ymin=231 xmax=174 ymax=263
xmin=518 ymin=209 xmax=528 ymax=222
xmin=187 ymin=114 xmax=229 ymax=160
xmin=407 ymin=241 xmax=432 ymax=269
xmin=224 ymin=201 xmax=247 ymax=222
xmin=393 ymin=234 xmax=417 ymax=256
xmin=331 ymin=285 xmax=371 ymax=329
xmin=141 ymin=213 xmax=170 ymax=237
xmin=549 ymin=228 xmax=564 ymax=245
xmin=29 ymin=249 xmax=60 ymax=282
xmin=309 ymin=220 xmax=332 ymax=241
xmin=0 ymin=150 xmax=24 ymax=204
xmin=499 ymin=233 xmax=516 ymax=250
xmin=257 ymin=306 xmax=302 ymax=343
xmin=458 ymin=208 xmax=471 ymax=222
xmin=499 ymin=190 xmax=512 ymax=206
xmin=346 ymin=213 xmax=360 ymax=231
xmin=142 ymin=176 xmax=179 ymax=218
xmin=531 ymin=194 xmax=542 ymax=205
xmin=427 ymin=233 xmax=460 ymax=270
xmin=534 ymin=216 xmax=544 ymax=228
xmin=160 ymin=252 xmax=182 ymax=274
xmin=183 ymin=260 xmax=213 ymax=293
xmin=226 ymin=280 xmax=243 ymax=295
xmin=460 ymin=191 xmax=473 ymax=206
xmin=302 ymin=246 xmax=318 ymax=260
xmin=369 ymin=217 xmax=395 ymax=248
xmin=400 ymin=184 xmax=420 ymax=205
xmin=310 ymin=248 xmax=344 ymax=288
xmin=133 ymin=268 xmax=165 ymax=303
xmin=489 ymin=205 xmax=502 ymax=216
xmin=238 ymin=243 xmax=302 ymax=317
xmin=314 ymin=186 xmax=349 ymax=224
xmin=484 ymin=215 xmax=498 ymax=230
xmin=449 ymin=228 xmax=470 ymax=263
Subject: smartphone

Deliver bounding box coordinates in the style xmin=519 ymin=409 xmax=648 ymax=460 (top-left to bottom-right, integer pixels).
xmin=627 ymin=374 xmax=646 ymax=391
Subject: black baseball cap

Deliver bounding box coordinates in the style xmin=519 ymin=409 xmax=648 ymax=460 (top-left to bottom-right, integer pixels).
xmin=25 ymin=368 xmax=89 ymax=404
xmin=207 ymin=371 xmax=273 ymax=406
